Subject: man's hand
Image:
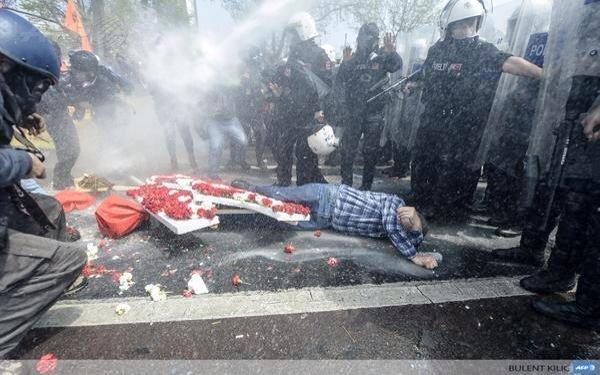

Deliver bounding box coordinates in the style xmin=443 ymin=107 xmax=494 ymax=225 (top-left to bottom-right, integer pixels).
xmin=583 ymin=105 xmax=600 ymax=142
xmin=269 ymin=82 xmax=282 ymax=97
xmin=397 ymin=206 xmax=422 ymax=232
xmin=28 ymin=153 xmax=46 ymax=179
xmin=410 ymin=253 xmax=438 ymax=270
xmin=383 ymin=32 xmax=396 ymax=53
xmin=343 ymin=46 xmax=353 ymax=61
xmin=21 ymin=113 xmax=47 ymax=136
xmin=402 ymin=81 xmax=420 ymax=96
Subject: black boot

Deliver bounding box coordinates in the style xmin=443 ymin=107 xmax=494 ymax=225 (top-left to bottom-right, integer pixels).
xmin=492 ymin=246 xmax=545 ymax=267
xmin=531 ymin=299 xmax=600 ymax=329
xmin=520 ymin=270 xmax=576 ymax=294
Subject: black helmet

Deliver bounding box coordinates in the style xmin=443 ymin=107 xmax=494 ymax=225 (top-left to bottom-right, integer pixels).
xmin=357 ymin=23 xmax=380 ymax=53
xmin=69 ymin=50 xmax=99 ymax=72
xmin=0 ymin=9 xmax=60 ymax=83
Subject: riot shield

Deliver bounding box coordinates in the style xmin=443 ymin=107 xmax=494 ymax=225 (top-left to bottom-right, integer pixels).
xmin=525 ymin=0 xmax=589 ymax=177
xmin=473 ymin=0 xmax=553 ymax=173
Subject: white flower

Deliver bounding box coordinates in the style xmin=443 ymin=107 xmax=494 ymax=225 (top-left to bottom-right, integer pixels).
xmin=145 ymin=284 xmax=167 ymax=301
xmin=86 ymin=243 xmax=99 ymax=261
xmin=119 ymin=272 xmax=134 ymax=291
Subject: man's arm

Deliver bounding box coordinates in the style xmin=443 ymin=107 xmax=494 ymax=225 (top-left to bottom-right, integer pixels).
xmin=502 ymin=56 xmax=543 ymax=79
xmin=0 ymin=148 xmax=33 ymax=188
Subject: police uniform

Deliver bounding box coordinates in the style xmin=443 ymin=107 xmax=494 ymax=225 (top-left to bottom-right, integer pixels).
xmin=338 ymin=48 xmax=402 ymax=190
xmin=274 ymin=39 xmax=332 ymax=186
xmin=412 ymin=37 xmax=512 ymax=219
xmin=238 ymin=60 xmax=269 ymax=167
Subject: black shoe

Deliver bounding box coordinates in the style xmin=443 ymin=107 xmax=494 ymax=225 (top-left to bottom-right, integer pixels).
xmin=492 ymin=246 xmax=545 ymax=267
xmin=495 ymin=225 xmax=522 ymax=238
xmin=532 ymin=299 xmax=600 ymax=329
xmin=358 ymin=184 xmax=371 ymax=191
xmin=230 ymin=179 xmax=256 ymax=192
xmin=520 ymin=270 xmax=576 ymax=294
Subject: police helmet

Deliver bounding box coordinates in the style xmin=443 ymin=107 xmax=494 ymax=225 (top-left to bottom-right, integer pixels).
xmin=69 ymin=50 xmax=99 ymax=72
xmin=0 ymin=9 xmax=60 ymax=83
xmin=287 ymin=12 xmax=319 ymax=42
xmin=439 ymin=0 xmax=486 ymax=40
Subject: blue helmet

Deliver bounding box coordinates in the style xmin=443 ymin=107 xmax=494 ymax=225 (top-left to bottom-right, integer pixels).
xmin=0 ymin=9 xmax=60 ymax=83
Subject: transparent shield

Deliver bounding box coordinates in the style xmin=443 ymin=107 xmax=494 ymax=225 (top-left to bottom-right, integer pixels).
xmin=526 ymin=0 xmax=589 ymax=176
xmin=472 ymin=0 xmax=553 ymax=173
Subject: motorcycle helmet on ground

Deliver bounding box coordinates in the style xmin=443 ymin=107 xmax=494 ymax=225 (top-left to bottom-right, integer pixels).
xmin=307 ymin=124 xmax=339 ymax=156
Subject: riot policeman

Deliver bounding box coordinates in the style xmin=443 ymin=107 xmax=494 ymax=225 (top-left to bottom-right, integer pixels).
xmin=494 ymin=1 xmax=600 ymax=329
xmin=524 ymin=0 xmax=599 ymax=328
xmin=272 ymin=12 xmax=332 ymax=186
xmin=405 ymin=0 xmax=542 ymax=221
xmin=338 ymin=23 xmax=403 ymax=191
xmin=0 ymin=9 xmax=86 ymax=357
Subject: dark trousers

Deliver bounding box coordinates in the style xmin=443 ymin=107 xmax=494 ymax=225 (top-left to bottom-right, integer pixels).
xmin=46 ymin=116 xmax=80 ymax=188
xmin=411 ymin=124 xmax=480 ymax=217
xmin=486 ymin=163 xmax=524 ymax=223
xmin=156 ymin=108 xmax=197 ymax=169
xmin=0 ymin=195 xmax=86 ymax=357
xmin=239 ymin=116 xmax=268 ymax=165
xmin=340 ymin=113 xmax=384 ymax=189
xmin=276 ymin=128 xmax=325 ymax=186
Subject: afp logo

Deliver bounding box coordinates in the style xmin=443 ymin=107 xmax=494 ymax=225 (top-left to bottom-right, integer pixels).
xmin=571 ymin=360 xmax=599 ymax=375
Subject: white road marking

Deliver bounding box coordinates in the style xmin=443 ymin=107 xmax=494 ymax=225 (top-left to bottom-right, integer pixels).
xmin=36 ymin=276 xmax=533 ymax=328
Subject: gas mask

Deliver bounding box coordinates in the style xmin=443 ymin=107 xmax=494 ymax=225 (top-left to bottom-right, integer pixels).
xmin=357 ymin=23 xmax=380 ymax=56
xmin=1 ymin=66 xmax=52 ymax=125
xmin=71 ymin=69 xmax=97 ymax=89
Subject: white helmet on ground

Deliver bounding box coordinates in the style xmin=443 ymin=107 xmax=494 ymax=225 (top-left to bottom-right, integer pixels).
xmin=287 ymin=12 xmax=319 ymax=42
xmin=307 ymin=125 xmax=339 ymax=156
xmin=439 ymin=0 xmax=486 ymax=40
xmin=321 ymin=44 xmax=337 ymax=63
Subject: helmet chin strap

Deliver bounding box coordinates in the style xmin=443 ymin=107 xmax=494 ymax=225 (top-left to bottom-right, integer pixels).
xmin=0 ymin=72 xmax=23 ymax=126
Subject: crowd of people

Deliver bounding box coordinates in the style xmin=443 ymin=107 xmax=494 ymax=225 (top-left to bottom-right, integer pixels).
xmin=1 ymin=0 xmax=599 ymax=359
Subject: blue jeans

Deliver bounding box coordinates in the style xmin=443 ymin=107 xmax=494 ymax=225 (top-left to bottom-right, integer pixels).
xmin=207 ymin=117 xmax=248 ymax=174
xmin=254 ymin=183 xmax=340 ymax=230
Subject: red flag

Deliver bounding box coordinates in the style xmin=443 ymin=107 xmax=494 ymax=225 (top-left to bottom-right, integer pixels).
xmin=64 ymin=0 xmax=92 ymax=51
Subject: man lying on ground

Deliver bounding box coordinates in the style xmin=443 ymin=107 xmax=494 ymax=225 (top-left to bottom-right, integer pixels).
xmin=232 ymin=180 xmax=438 ymax=269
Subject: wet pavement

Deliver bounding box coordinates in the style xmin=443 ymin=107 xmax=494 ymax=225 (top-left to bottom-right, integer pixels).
xmin=59 ymin=169 xmax=536 ymax=300
xmin=14 ymin=296 xmax=599 ymax=360
xmin=15 ymin=151 xmax=585 ymax=362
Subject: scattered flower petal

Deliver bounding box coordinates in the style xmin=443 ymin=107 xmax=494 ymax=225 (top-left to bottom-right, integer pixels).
xmin=35 ymin=353 xmax=57 ymax=374
xmin=327 ymin=257 xmax=340 ymax=267
xmin=314 ymin=230 xmax=322 ymax=237
xmin=284 ymin=244 xmax=296 ymax=254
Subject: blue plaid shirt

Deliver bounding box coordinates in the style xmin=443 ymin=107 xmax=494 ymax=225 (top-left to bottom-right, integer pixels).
xmin=330 ymin=185 xmax=423 ymax=258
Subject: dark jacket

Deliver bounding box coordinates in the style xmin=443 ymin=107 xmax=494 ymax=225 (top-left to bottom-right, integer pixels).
xmin=338 ymin=48 xmax=403 ymax=115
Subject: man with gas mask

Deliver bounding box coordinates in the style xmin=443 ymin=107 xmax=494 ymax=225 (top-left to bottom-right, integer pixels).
xmin=271 ymin=12 xmax=332 ymax=187
xmin=405 ymin=0 xmax=542 ymax=222
xmin=38 ymin=42 xmax=81 ymax=190
xmin=493 ymin=1 xmax=600 ymax=329
xmin=338 ymin=23 xmax=403 ymax=191
xmin=64 ymin=50 xmax=132 ymax=161
xmin=0 ymin=9 xmax=87 ymax=358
